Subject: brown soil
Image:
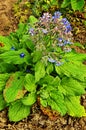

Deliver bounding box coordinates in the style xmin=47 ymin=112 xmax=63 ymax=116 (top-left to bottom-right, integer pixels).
xmin=0 ymin=1 xmax=86 ymax=130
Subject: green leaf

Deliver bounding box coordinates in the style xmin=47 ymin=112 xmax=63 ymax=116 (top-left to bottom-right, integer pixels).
xmin=22 ymin=92 xmax=36 ymax=106
xmin=0 ymin=36 xmax=14 ymax=52
xmin=28 ymin=15 xmax=38 ymax=25
xmin=24 ymin=74 xmax=36 ymax=92
xmin=32 ymin=51 xmax=42 ymax=63
xmin=40 ymin=98 xmax=47 ymax=107
xmin=35 ymin=61 xmax=46 ymax=82
xmin=61 ymin=77 xmax=85 ymax=96
xmin=65 ymin=96 xmax=86 ymax=117
xmin=16 ymin=23 xmax=28 ymax=37
xmin=8 ymin=100 xmax=30 ymax=122
xmin=71 ymin=0 xmax=84 ymax=11
xmin=55 ymin=61 xmax=86 ymax=82
xmin=61 ymin=0 xmax=71 ymax=8
xmin=46 ymin=63 xmax=54 ymax=74
xmin=39 ymin=75 xmax=54 ymax=85
xmin=0 ymin=73 xmax=10 ymax=91
xmin=0 ymin=49 xmax=31 ymax=64
xmin=64 ymin=51 xmax=86 ymax=62
xmin=24 ymin=37 xmax=34 ymax=51
xmin=3 ymin=72 xmax=26 ymax=103
xmin=49 ymin=91 xmax=67 ymax=115
xmin=0 ymin=92 xmax=7 ymax=110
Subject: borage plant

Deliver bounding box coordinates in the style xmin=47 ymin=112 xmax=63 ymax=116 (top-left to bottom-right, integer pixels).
xmin=0 ymin=11 xmax=86 ymax=122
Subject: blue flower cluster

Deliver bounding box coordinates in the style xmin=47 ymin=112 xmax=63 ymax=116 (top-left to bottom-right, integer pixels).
xmin=28 ymin=11 xmax=73 ymax=66
xmin=61 ymin=18 xmax=72 ymax=33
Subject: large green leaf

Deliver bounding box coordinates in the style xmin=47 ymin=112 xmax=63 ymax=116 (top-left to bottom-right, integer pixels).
xmin=35 ymin=61 xmax=46 ymax=82
xmin=49 ymin=90 xmax=67 ymax=115
xmin=71 ymin=0 xmax=84 ymax=11
xmin=8 ymin=100 xmax=30 ymax=122
xmin=0 ymin=49 xmax=31 ymax=64
xmin=40 ymin=90 xmax=67 ymax=116
xmin=3 ymin=72 xmax=26 ymax=103
xmin=0 ymin=92 xmax=7 ymax=110
xmin=65 ymin=96 xmax=86 ymax=117
xmin=64 ymin=51 xmax=86 ymax=62
xmin=0 ymin=73 xmax=10 ymax=91
xmin=61 ymin=77 xmax=85 ymax=96
xmin=55 ymin=61 xmax=86 ymax=82
xmin=22 ymin=92 xmax=36 ymax=106
xmin=24 ymin=74 xmax=36 ymax=92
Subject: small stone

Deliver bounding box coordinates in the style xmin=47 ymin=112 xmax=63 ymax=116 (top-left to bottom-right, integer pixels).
xmin=70 ymin=127 xmax=75 ymax=130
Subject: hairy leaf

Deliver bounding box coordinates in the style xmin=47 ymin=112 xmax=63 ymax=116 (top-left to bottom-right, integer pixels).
xmin=35 ymin=61 xmax=45 ymax=82
xmin=8 ymin=100 xmax=30 ymax=121
xmin=55 ymin=61 xmax=86 ymax=81
xmin=0 ymin=49 xmax=31 ymax=64
xmin=61 ymin=77 xmax=85 ymax=96
xmin=24 ymin=74 xmax=36 ymax=92
xmin=0 ymin=73 xmax=10 ymax=91
xmin=3 ymin=72 xmax=26 ymax=103
xmin=22 ymin=92 xmax=36 ymax=106
xmin=65 ymin=96 xmax=86 ymax=117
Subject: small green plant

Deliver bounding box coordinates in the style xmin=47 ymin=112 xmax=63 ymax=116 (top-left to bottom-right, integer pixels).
xmin=0 ymin=11 xmax=86 ymax=122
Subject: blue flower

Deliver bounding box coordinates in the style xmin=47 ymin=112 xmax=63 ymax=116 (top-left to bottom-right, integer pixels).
xmin=58 ymin=37 xmax=63 ymax=42
xmin=61 ymin=18 xmax=72 ymax=32
xmin=48 ymin=58 xmax=56 ymax=63
xmin=61 ymin=18 xmax=69 ymax=25
xmin=20 ymin=53 xmax=25 ymax=58
xmin=55 ymin=61 xmax=63 ymax=66
xmin=64 ymin=40 xmax=73 ymax=45
xmin=11 ymin=46 xmax=15 ymax=50
xmin=26 ymin=69 xmax=31 ymax=73
xmin=53 ymin=11 xmax=62 ymax=19
xmin=29 ymin=28 xmax=35 ymax=36
xmin=65 ymin=25 xmax=72 ymax=33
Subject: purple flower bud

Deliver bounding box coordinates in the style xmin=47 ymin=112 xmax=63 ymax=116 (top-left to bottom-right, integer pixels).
xmin=20 ymin=53 xmax=25 ymax=58
xmin=48 ymin=58 xmax=56 ymax=63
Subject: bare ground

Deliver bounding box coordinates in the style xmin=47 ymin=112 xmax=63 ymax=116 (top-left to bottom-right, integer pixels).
xmin=0 ymin=0 xmax=86 ymax=130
